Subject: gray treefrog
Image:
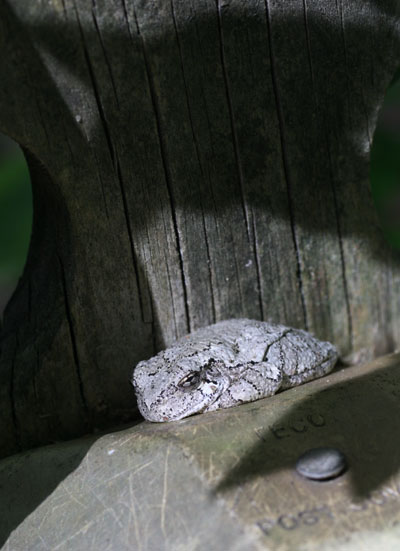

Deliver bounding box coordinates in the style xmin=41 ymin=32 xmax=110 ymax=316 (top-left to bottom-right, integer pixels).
xmin=132 ymin=318 xmax=338 ymax=422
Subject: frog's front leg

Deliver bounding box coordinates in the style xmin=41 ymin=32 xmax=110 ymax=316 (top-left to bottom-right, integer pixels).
xmin=204 ymin=361 xmax=283 ymax=412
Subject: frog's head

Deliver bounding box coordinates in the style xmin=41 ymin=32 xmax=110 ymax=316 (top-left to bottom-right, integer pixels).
xmin=132 ymin=357 xmax=231 ymax=422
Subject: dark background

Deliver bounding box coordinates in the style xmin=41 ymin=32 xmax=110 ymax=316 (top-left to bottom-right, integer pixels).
xmin=370 ymin=72 xmax=400 ymax=251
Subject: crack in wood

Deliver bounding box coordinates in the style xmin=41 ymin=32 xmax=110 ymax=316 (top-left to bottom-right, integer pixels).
xmin=264 ymin=0 xmax=309 ymax=331
xmin=60 ymin=0 xmax=67 ymax=18
xmin=170 ymin=0 xmax=217 ymax=325
xmin=301 ymin=1 xmax=353 ymax=349
xmin=302 ymin=0 xmax=315 ymax=93
xmin=216 ymin=0 xmax=251 ymax=246
xmin=216 ymin=0 xmax=264 ymax=318
xmin=251 ymin=212 xmax=265 ymax=320
xmin=91 ymin=10 xmax=120 ymax=109
xmin=75 ymin=5 xmax=116 ymax=168
xmin=326 ymin=147 xmax=354 ymax=351
xmin=115 ymin=154 xmax=147 ymax=323
xmin=132 ymin=3 xmax=191 ymax=335
xmin=338 ymin=0 xmax=354 ymax=133
xmin=9 ymin=334 xmax=22 ymax=452
xmin=57 ymin=254 xmax=89 ymax=415
xmin=97 ymin=170 xmax=110 ymax=221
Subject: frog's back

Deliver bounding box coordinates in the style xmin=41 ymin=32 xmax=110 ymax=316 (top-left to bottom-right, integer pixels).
xmin=169 ymin=318 xmax=290 ymax=365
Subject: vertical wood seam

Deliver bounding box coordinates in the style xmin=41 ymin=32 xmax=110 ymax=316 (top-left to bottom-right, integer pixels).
xmin=215 ymin=0 xmax=251 ymax=244
xmin=61 ymin=119 xmax=75 ymax=162
xmin=338 ymin=0 xmax=354 ymax=133
xmin=75 ymin=3 xmax=146 ymax=320
xmin=60 ymin=0 xmax=67 ymax=18
xmin=75 ymin=5 xmax=116 ymax=168
xmin=58 ymin=254 xmax=89 ymax=415
xmin=97 ymin=170 xmax=110 ymax=220
xmin=33 ymin=346 xmax=40 ymax=407
xmin=251 ymin=212 xmax=265 ymax=320
xmin=116 ymin=155 xmax=146 ymax=322
xmin=216 ymin=0 xmax=264 ymax=319
xmin=170 ymin=0 xmax=217 ymax=324
xmin=132 ymin=3 xmax=191 ymax=334
xmin=264 ymin=0 xmax=309 ymax=330
xmin=327 ymin=148 xmax=354 ymax=350
xmin=91 ymin=9 xmax=120 ymax=108
xmin=10 ymin=334 xmax=22 ymax=451
xmin=303 ymin=0 xmax=353 ymax=349
xmin=23 ymin=58 xmax=51 ymax=147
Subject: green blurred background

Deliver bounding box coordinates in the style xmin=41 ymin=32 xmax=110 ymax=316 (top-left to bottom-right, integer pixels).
xmin=0 ymin=76 xmax=399 ymax=319
xmin=0 ymin=136 xmax=32 ymax=318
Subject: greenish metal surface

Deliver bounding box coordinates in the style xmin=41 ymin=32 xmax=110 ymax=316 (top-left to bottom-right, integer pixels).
xmin=2 ymin=353 xmax=400 ymax=550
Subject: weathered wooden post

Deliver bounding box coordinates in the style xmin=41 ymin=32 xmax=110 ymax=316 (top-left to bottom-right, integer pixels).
xmin=0 ymin=0 xmax=399 ymax=457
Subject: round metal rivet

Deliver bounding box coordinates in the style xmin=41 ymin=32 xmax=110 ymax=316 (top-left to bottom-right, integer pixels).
xmin=296 ymin=447 xmax=347 ymax=481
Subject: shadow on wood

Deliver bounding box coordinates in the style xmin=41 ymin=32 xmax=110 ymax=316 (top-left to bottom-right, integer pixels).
xmin=0 ymin=0 xmax=399 ymax=458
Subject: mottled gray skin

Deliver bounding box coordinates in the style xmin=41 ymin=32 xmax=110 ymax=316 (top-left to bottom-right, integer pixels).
xmin=132 ymin=319 xmax=338 ymax=422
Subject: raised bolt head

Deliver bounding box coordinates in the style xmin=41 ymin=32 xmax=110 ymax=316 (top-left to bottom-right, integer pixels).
xmin=296 ymin=447 xmax=347 ymax=481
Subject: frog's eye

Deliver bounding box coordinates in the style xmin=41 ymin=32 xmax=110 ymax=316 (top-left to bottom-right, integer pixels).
xmin=178 ymin=371 xmax=201 ymax=389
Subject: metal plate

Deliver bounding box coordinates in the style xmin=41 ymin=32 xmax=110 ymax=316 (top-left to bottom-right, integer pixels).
xmin=2 ymin=353 xmax=400 ymax=550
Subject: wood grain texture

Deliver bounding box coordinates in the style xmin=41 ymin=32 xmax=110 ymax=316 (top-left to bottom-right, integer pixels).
xmin=0 ymin=0 xmax=399 ymax=457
